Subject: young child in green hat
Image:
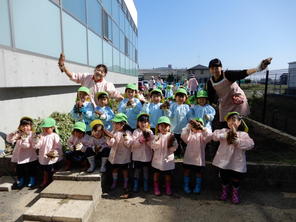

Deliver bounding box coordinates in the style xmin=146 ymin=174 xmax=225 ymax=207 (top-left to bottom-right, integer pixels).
xmin=107 ymin=113 xmax=133 ymax=190
xmin=35 ymin=117 xmax=63 ymax=188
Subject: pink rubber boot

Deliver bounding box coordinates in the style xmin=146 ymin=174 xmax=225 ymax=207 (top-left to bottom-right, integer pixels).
xmin=154 ymin=181 xmax=161 ymax=196
xmin=220 ymin=185 xmax=229 ymax=201
xmin=231 ymin=187 xmax=240 ymax=204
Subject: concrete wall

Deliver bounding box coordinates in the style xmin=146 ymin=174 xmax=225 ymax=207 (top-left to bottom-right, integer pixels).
xmin=0 ymin=47 xmax=137 ymax=150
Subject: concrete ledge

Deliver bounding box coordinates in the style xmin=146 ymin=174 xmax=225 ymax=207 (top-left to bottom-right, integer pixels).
xmin=41 ymin=180 xmax=101 ymax=203
xmin=23 ymin=198 xmax=94 ymax=222
xmin=53 ymin=170 xmax=101 ymax=182
xmin=246 ymin=117 xmax=296 ymax=148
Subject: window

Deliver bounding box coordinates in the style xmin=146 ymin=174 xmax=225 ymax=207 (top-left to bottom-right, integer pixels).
xmin=119 ymin=7 xmax=125 ymax=31
xmin=86 ymin=0 xmax=102 ymax=36
xmin=102 ymin=0 xmax=111 ymax=15
xmin=112 ymin=47 xmax=120 ymax=72
xmin=62 ymin=0 xmax=86 ymax=24
xmin=0 ymin=0 xmax=11 ymax=46
xmin=103 ymin=10 xmax=112 ymax=41
xmin=119 ymin=31 xmax=125 ymax=53
xmin=88 ymin=30 xmax=102 ymax=67
xmin=135 ymin=49 xmax=138 ymax=64
xmin=13 ymin=0 xmax=61 ymax=57
xmin=103 ymin=40 xmax=113 ymax=70
xmin=63 ymin=12 xmax=87 ymax=64
xmin=112 ymin=22 xmax=120 ymax=49
xmin=124 ymin=36 xmax=128 ymax=56
xmin=120 ymin=52 xmax=126 ymax=73
xmin=112 ymin=0 xmax=119 ymax=24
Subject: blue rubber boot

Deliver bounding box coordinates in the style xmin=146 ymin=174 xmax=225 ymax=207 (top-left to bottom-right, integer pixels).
xmin=28 ymin=177 xmax=36 ymax=188
xmin=143 ymin=179 xmax=149 ymax=192
xmin=193 ymin=177 xmax=202 ymax=194
xmin=183 ymin=176 xmax=191 ymax=194
xmin=133 ymin=178 xmax=139 ymax=192
xmin=17 ymin=177 xmax=25 ymax=189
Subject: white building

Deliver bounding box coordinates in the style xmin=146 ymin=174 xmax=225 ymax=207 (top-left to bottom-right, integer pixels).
xmin=0 ymin=0 xmax=138 ymax=149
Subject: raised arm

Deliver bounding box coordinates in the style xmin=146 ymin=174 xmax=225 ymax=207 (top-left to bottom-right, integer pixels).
xmin=58 ymin=53 xmax=73 ymax=79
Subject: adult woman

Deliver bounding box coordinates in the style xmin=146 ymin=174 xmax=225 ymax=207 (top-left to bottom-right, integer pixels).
xmin=58 ymin=53 xmax=123 ymax=106
xmin=206 ymin=57 xmax=272 ymax=122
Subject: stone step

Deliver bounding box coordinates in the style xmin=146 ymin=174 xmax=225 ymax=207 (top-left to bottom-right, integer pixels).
xmin=41 ymin=180 xmax=101 ymax=203
xmin=23 ymin=197 xmax=94 ymax=222
xmin=53 ymin=169 xmax=101 ymax=181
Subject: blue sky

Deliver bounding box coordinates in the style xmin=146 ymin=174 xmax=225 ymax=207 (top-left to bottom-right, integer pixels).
xmin=134 ymin=0 xmax=296 ymax=70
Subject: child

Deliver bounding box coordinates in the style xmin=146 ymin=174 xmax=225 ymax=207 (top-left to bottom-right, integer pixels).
xmin=141 ymin=89 xmax=167 ymax=133
xmin=6 ymin=117 xmax=38 ymax=189
xmin=181 ymin=118 xmax=212 ymax=194
xmin=118 ymin=84 xmax=142 ymax=130
xmin=64 ymin=122 xmax=95 ymax=173
xmin=107 ymin=113 xmax=133 ymax=190
xmin=132 ymin=113 xmax=154 ymax=192
xmin=35 ymin=118 xmax=63 ymax=188
xmin=212 ymin=112 xmax=254 ymax=204
xmin=70 ymin=86 xmax=95 ymax=134
xmin=151 ymin=116 xmax=177 ymax=196
xmin=89 ymin=119 xmax=111 ymax=173
xmin=167 ymin=88 xmax=190 ymax=156
xmin=188 ymin=90 xmax=216 ymax=132
xmin=164 ymin=85 xmax=174 ymax=99
xmin=94 ymin=91 xmax=115 ymax=131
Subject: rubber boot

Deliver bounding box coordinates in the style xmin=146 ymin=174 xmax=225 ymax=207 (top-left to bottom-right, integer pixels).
xmin=111 ymin=174 xmax=118 ymax=190
xmin=231 ymin=187 xmax=240 ymax=204
xmin=100 ymin=157 xmax=108 ymax=173
xmin=86 ymin=156 xmax=96 ymax=173
xmin=193 ymin=177 xmax=202 ymax=194
xmin=183 ymin=176 xmax=191 ymax=194
xmin=153 ymin=181 xmax=161 ymax=196
xmin=143 ymin=179 xmax=149 ymax=192
xmin=133 ymin=178 xmax=139 ymax=192
xmin=39 ymin=171 xmax=49 ymax=188
xmin=123 ymin=178 xmax=129 ymax=190
xmin=17 ymin=177 xmax=25 ymax=189
xmin=220 ymin=184 xmax=229 ymax=201
xmin=63 ymin=159 xmax=72 ymax=171
xmin=27 ymin=176 xmax=36 ymax=188
xmin=165 ymin=181 xmax=172 ymax=196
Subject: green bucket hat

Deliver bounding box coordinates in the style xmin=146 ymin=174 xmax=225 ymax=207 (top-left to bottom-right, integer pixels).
xmin=224 ymin=112 xmax=249 ymax=133
xmin=73 ymin=121 xmax=86 ymax=132
xmin=40 ymin=117 xmax=56 ymax=128
xmin=96 ymin=91 xmax=109 ymax=98
xmin=194 ymin=118 xmax=204 ymax=126
xmin=78 ymin=86 xmax=90 ymax=95
xmin=157 ymin=116 xmax=171 ymax=125
xmin=137 ymin=112 xmax=149 ymax=120
xmin=150 ymin=88 xmax=163 ymax=96
xmin=196 ymin=90 xmax=208 ymax=98
xmin=112 ymin=113 xmax=128 ymax=123
xmin=175 ymin=88 xmax=188 ymax=96
xmin=126 ymin=83 xmax=138 ymax=91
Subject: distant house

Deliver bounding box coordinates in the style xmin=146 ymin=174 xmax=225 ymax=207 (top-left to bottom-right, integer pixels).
xmin=186 ymin=64 xmax=210 ymax=84
xmin=288 ymin=61 xmax=296 ymax=94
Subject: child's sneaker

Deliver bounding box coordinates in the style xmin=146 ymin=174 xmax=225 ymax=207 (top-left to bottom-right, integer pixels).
xmin=220 ymin=185 xmax=229 ymax=201
xmin=231 ymin=187 xmax=240 ymax=204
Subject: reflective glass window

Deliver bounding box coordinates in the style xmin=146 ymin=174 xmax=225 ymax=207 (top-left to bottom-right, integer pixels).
xmin=88 ymin=30 xmax=102 ymax=67
xmin=86 ymin=0 xmax=102 ymax=36
xmin=103 ymin=40 xmax=113 ymax=70
xmin=112 ymin=22 xmax=120 ymax=49
xmin=0 ymin=0 xmax=11 ymax=46
xmin=62 ymin=0 xmax=86 ymax=24
xmin=112 ymin=0 xmax=119 ymax=24
xmin=13 ymin=0 xmax=61 ymax=57
xmin=119 ymin=31 xmax=125 ymax=53
xmin=112 ymin=47 xmax=120 ymax=73
xmin=63 ymin=12 xmax=87 ymax=64
xmin=120 ymin=52 xmax=126 ymax=73
xmin=119 ymin=7 xmax=125 ymax=31
xmin=102 ymin=0 xmax=111 ymax=15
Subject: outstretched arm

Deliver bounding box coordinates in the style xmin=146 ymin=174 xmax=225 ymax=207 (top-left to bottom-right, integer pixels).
xmin=58 ymin=53 xmax=73 ymax=78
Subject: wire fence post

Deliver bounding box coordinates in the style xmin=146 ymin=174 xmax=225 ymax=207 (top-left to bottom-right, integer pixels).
xmin=262 ymin=70 xmax=269 ymax=123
